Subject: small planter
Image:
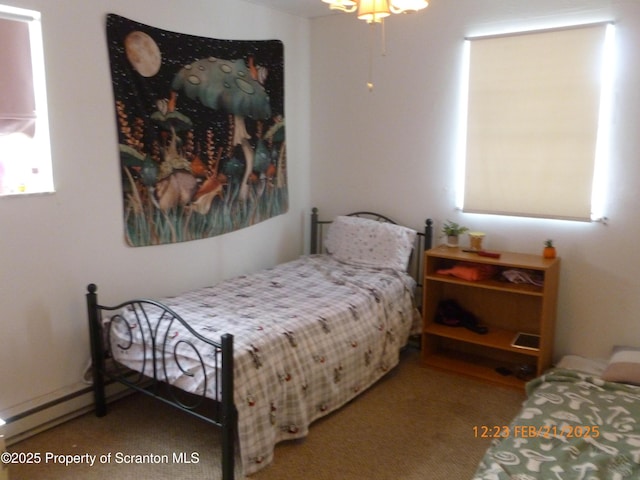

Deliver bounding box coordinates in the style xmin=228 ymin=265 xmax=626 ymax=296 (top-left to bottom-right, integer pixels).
xmin=446 ymin=235 xmax=460 ymax=248
xmin=442 ymin=220 xmax=468 ymax=248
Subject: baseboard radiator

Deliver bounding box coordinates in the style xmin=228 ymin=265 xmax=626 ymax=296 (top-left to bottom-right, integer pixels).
xmin=2 ymin=382 xmax=130 ymax=446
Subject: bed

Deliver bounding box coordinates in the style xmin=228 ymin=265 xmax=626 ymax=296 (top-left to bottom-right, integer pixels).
xmin=472 ymin=349 xmax=640 ymax=479
xmin=86 ymin=208 xmax=434 ymax=480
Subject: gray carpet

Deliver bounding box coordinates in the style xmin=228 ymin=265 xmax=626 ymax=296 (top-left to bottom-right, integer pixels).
xmin=8 ymin=349 xmax=524 ymax=479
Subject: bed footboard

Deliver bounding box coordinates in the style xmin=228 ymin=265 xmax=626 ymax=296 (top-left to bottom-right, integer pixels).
xmin=85 ymin=283 xmax=235 ymax=480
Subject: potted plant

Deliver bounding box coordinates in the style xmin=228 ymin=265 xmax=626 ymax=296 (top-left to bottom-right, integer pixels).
xmin=442 ymin=220 xmax=469 ymax=248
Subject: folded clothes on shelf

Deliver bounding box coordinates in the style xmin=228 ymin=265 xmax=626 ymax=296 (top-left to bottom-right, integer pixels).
xmin=436 ymin=262 xmax=498 ymax=281
xmin=502 ymin=269 xmax=544 ymax=286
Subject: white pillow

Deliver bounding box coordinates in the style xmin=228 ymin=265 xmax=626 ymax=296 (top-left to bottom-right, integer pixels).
xmin=324 ymin=215 xmax=417 ymax=271
xmin=601 ymin=345 xmax=640 ymax=386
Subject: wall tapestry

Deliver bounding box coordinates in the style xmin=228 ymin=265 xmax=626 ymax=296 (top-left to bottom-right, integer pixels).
xmin=106 ymin=14 xmax=287 ymax=246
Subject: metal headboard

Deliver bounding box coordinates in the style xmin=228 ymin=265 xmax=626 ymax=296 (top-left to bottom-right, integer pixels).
xmin=310 ymin=207 xmax=433 ymax=307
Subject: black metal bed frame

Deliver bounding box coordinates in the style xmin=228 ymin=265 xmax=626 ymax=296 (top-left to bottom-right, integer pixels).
xmin=86 ymin=208 xmax=433 ymax=480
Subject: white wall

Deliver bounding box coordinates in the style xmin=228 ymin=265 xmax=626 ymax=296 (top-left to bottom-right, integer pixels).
xmin=4 ymin=0 xmax=639 ymax=429
xmin=0 ymin=0 xmax=311 ymax=416
xmin=310 ymin=0 xmax=640 ymax=360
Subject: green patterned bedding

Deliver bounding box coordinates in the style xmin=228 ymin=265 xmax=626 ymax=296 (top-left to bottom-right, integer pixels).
xmin=472 ymin=369 xmax=640 ymax=479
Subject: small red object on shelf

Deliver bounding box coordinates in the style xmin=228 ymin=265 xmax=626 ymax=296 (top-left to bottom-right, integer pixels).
xmin=477 ymin=251 xmax=501 ymax=258
xmin=462 ymin=249 xmax=501 ymax=259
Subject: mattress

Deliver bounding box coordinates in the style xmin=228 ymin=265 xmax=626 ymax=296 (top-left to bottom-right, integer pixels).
xmin=472 ymin=366 xmax=640 ymax=479
xmin=106 ymin=254 xmax=418 ymax=475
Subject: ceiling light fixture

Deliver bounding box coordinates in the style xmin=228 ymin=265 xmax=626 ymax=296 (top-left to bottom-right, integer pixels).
xmin=321 ymin=0 xmax=429 ymax=22
xmin=321 ymin=0 xmax=429 ymax=90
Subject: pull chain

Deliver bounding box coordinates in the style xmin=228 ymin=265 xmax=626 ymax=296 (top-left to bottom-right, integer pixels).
xmin=381 ymin=17 xmax=386 ymax=56
xmin=366 ymin=18 xmax=387 ymax=92
xmin=367 ymin=22 xmax=374 ymax=91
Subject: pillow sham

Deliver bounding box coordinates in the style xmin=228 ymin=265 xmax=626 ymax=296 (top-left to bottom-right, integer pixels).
xmin=601 ymin=345 xmax=640 ymax=386
xmin=324 ymin=215 xmax=417 ymax=271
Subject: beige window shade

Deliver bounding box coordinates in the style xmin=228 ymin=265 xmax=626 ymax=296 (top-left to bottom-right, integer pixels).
xmin=0 ymin=16 xmax=36 ymax=137
xmin=463 ymin=24 xmax=608 ymax=221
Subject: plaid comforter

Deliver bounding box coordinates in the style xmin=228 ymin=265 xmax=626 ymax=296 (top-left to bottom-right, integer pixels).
xmin=109 ymin=255 xmax=418 ymax=475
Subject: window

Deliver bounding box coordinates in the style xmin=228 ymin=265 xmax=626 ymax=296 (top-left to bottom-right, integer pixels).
xmin=0 ymin=5 xmax=53 ymax=196
xmin=458 ymin=23 xmax=615 ymax=222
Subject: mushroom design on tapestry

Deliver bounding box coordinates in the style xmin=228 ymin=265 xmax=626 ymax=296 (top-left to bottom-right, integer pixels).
xmin=171 ymin=57 xmax=272 ymax=203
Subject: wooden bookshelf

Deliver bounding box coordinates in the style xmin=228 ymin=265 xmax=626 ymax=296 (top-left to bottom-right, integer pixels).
xmin=421 ymin=245 xmax=560 ymax=389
